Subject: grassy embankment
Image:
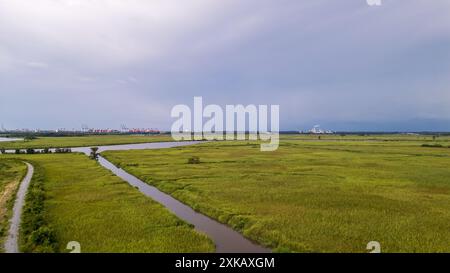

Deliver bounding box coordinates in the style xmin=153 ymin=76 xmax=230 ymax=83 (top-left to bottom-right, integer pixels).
xmin=0 ymin=135 xmax=174 ymax=150
xmin=0 ymin=159 xmax=27 ymax=252
xmin=0 ymin=153 xmax=214 ymax=253
xmin=103 ymin=135 xmax=450 ymax=252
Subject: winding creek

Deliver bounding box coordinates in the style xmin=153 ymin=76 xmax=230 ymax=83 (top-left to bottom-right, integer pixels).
xmin=3 ymin=140 xmax=269 ymax=253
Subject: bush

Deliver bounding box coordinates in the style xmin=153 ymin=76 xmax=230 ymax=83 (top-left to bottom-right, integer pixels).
xmin=422 ymin=143 xmax=444 ymax=148
xmin=29 ymin=226 xmax=57 ymax=248
xmin=0 ymin=148 xmax=5 ymax=154
xmin=21 ymin=164 xmax=59 ymax=252
xmin=26 ymin=148 xmax=35 ymax=154
xmin=187 ymin=156 xmax=200 ymax=164
xmin=24 ymin=135 xmax=37 ymax=141
xmin=15 ymin=149 xmax=21 ymax=154
xmin=54 ymin=148 xmax=71 ymax=153
xmin=90 ymin=147 xmax=99 ymax=160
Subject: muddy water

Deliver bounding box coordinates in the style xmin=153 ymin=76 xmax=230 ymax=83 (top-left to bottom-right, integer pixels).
xmin=75 ymin=141 xmax=269 ymax=253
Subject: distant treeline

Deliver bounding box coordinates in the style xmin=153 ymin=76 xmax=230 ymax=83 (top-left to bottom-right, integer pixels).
xmin=422 ymin=143 xmax=450 ymax=148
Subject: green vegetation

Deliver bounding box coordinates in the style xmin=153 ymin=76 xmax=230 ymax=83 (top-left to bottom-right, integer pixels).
xmin=0 ymin=154 xmax=213 ymax=253
xmin=187 ymin=156 xmax=201 ymax=164
xmin=89 ymin=147 xmax=99 ymax=160
xmin=0 ymin=159 xmax=27 ymax=252
xmin=103 ymin=136 xmax=450 ymax=253
xmin=422 ymin=143 xmax=450 ymax=148
xmin=20 ymin=163 xmax=58 ymax=252
xmin=0 ymin=135 xmax=173 ymax=150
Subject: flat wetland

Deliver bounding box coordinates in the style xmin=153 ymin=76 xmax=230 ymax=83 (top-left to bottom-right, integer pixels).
xmin=103 ymin=134 xmax=450 ymax=252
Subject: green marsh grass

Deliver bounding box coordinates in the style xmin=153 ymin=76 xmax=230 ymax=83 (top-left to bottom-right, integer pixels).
xmin=103 ymin=136 xmax=450 ymax=252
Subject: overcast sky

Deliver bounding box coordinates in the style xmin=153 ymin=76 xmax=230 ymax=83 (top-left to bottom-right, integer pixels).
xmin=1 ymin=0 xmax=449 ymax=131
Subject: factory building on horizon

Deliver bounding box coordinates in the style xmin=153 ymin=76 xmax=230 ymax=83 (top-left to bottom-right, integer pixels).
xmin=299 ymin=125 xmax=334 ymax=134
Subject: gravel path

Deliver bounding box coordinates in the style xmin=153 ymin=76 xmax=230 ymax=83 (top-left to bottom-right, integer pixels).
xmin=4 ymin=162 xmax=34 ymax=253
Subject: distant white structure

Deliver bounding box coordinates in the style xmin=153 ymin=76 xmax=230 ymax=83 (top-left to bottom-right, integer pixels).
xmin=306 ymin=125 xmax=334 ymax=134
xmin=120 ymin=124 xmax=129 ymax=133
xmin=81 ymin=124 xmax=89 ymax=132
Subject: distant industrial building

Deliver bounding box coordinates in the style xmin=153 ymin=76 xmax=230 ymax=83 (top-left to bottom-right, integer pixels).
xmin=300 ymin=125 xmax=334 ymax=134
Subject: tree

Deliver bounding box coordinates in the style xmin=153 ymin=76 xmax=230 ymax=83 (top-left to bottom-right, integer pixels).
xmin=90 ymin=147 xmax=99 ymax=160
xmin=24 ymin=135 xmax=37 ymax=141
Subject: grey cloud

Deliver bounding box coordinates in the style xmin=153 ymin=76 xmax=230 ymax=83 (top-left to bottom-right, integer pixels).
xmin=25 ymin=61 xmax=49 ymax=69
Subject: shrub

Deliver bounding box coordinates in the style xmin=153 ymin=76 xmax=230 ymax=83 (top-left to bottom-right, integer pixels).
xmin=55 ymin=148 xmax=71 ymax=153
xmin=24 ymin=135 xmax=37 ymax=141
xmin=26 ymin=148 xmax=35 ymax=154
xmin=29 ymin=226 xmax=57 ymax=249
xmin=422 ymin=143 xmax=443 ymax=148
xmin=187 ymin=156 xmax=200 ymax=164
xmin=0 ymin=148 xmax=5 ymax=154
xmin=21 ymin=164 xmax=59 ymax=252
xmin=90 ymin=147 xmax=99 ymax=160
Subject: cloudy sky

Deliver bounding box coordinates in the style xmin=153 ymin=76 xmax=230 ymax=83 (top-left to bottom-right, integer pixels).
xmin=0 ymin=0 xmax=449 ymax=131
